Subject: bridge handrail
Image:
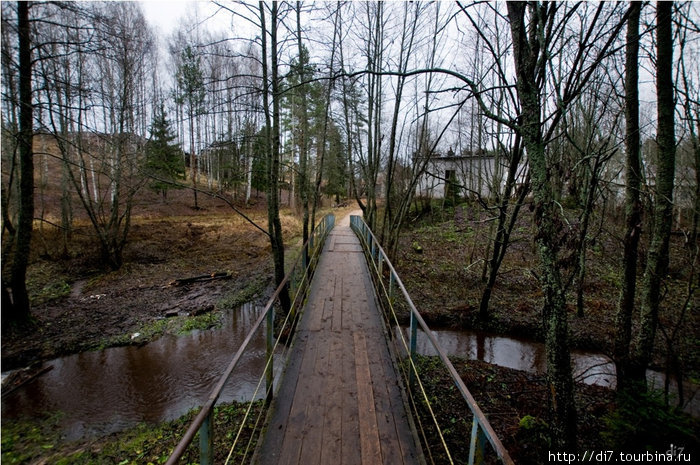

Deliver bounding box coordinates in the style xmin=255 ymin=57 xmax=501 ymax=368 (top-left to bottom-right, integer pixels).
xmin=350 ymin=215 xmax=514 ymax=465
xmin=166 ymin=213 xmax=335 ymax=465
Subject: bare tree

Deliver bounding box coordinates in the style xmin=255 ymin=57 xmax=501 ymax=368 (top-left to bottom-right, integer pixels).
xmin=3 ymin=0 xmax=33 ymax=325
xmin=629 ymin=1 xmax=677 ymax=389
xmin=614 ymin=1 xmax=643 ymax=393
xmin=504 ymin=1 xmax=630 ymax=449
xmin=259 ymin=0 xmax=290 ymax=311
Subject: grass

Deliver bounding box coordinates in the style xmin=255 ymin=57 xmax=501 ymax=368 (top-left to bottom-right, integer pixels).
xmin=1 ymin=401 xmax=266 ymax=465
xmin=216 ymin=275 xmax=270 ymax=311
xmin=99 ymin=310 xmax=226 ymax=350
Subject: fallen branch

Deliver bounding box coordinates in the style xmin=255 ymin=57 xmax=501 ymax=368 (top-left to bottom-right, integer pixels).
xmin=1 ymin=365 xmax=53 ymax=398
xmin=169 ymin=272 xmax=232 ymax=287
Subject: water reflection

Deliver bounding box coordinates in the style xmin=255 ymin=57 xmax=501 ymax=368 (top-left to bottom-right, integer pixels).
xmin=397 ymin=326 xmax=698 ymax=416
xmin=2 ymin=303 xmax=283 ymax=440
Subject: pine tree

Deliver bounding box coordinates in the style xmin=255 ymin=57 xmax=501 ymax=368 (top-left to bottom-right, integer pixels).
xmin=145 ymin=105 xmax=185 ymax=199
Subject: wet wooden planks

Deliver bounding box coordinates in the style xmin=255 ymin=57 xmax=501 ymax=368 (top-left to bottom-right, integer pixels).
xmin=256 ymin=220 xmax=419 ymax=465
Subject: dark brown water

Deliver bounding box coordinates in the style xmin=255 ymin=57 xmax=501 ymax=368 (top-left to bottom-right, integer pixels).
xmin=3 ymin=311 xmax=696 ymax=443
xmin=397 ymin=327 xmax=699 ymax=416
xmin=1 ymin=303 xmax=282 ymax=440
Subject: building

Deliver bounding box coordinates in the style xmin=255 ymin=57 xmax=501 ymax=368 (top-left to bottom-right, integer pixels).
xmin=416 ymin=148 xmax=527 ymax=200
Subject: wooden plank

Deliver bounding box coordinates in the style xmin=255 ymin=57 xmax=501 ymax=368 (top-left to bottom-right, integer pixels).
xmin=332 ymin=275 xmax=344 ymax=332
xmin=322 ymin=295 xmax=335 ymax=332
xmin=320 ymin=330 xmax=344 ymax=464
xmin=365 ymin=325 xmax=417 ymax=465
xmin=275 ymin=329 xmax=321 ymax=464
xmin=353 ymin=331 xmax=382 ymax=465
xmin=297 ymin=329 xmax=332 ymax=464
xmin=257 ymin=331 xmax=310 ymax=464
xmin=308 ymin=276 xmax=334 ymax=332
xmin=341 ymin=329 xmax=361 ymax=465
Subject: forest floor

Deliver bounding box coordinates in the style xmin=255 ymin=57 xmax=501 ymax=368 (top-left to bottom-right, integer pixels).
xmin=394 ymin=202 xmax=699 ymax=379
xmin=2 ymin=193 xmax=698 ymax=463
xmin=393 ymin=201 xmax=699 ymax=461
xmin=2 ymin=190 xmax=356 ymax=371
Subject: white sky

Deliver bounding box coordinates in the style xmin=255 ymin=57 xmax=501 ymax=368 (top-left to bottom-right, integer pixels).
xmin=140 ymin=0 xmax=196 ymax=38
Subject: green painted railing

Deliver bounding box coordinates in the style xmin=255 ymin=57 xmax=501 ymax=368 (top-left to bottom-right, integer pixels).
xmin=350 ymin=215 xmax=514 ymax=465
xmin=165 ymin=214 xmax=335 ymax=465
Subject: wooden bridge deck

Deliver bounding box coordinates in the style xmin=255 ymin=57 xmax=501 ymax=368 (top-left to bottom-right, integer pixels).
xmin=255 ymin=215 xmax=420 ymax=465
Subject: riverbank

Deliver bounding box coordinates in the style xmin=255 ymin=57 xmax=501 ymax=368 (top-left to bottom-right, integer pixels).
xmin=2 ymin=205 xmax=285 ymax=371
xmin=414 ymin=356 xmax=698 ymax=464
xmin=1 ymin=400 xmax=264 ymax=464
xmin=392 ymin=202 xmax=699 ymax=460
xmin=394 ymin=203 xmax=699 ymax=380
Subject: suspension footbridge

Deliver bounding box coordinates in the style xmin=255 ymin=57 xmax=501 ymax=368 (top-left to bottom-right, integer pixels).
xmin=165 ymin=212 xmax=513 ymax=465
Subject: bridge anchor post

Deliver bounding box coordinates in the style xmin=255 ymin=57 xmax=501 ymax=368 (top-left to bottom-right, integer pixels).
xmin=266 ymin=304 xmax=275 ymax=404
xmin=469 ymin=418 xmax=487 ymax=465
xmin=199 ymin=410 xmax=213 ymax=465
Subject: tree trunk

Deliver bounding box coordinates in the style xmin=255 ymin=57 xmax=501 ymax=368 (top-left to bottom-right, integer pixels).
xmin=295 ymin=2 xmax=310 ymax=246
xmin=629 ymin=1 xmax=677 ymax=388
xmin=614 ymin=1 xmax=642 ymax=392
xmin=478 ymin=136 xmax=528 ymax=319
xmin=261 ymin=1 xmax=290 ymax=312
xmin=507 ymin=2 xmax=577 ymax=449
xmin=6 ymin=0 xmax=34 ymax=326
xmin=190 ymin=108 xmax=199 ymax=209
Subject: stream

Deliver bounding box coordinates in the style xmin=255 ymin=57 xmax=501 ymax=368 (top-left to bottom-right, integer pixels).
xmin=397 ymin=326 xmax=699 ymax=416
xmin=2 ymin=308 xmax=697 ymax=443
xmin=1 ymin=303 xmax=282 ymax=441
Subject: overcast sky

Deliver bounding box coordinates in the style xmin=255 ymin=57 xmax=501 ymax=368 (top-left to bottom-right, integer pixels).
xmin=141 ymin=0 xmax=193 ymax=37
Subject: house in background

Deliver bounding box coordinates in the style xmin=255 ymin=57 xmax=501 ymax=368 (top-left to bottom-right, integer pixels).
xmin=416 ymin=147 xmax=527 ymax=200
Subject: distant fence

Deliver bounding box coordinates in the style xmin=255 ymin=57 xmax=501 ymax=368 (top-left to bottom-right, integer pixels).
xmin=350 ymin=215 xmax=514 ymax=465
xmin=165 ymin=214 xmax=335 ymax=465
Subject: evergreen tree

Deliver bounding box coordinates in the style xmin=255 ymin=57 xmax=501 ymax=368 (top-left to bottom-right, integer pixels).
xmin=250 ymin=128 xmax=268 ymax=194
xmin=322 ymin=120 xmax=348 ymax=203
xmin=145 ymin=105 xmax=185 ymax=199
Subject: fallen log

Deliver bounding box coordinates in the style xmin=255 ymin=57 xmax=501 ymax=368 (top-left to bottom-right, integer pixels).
xmin=168 ymin=271 xmax=232 ymax=287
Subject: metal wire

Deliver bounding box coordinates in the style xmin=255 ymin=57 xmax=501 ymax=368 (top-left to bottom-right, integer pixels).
xmin=223 ymin=219 xmax=332 ymax=464
xmin=351 ymin=219 xmax=455 ymax=464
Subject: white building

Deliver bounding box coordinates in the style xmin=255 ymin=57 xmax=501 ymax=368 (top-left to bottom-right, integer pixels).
xmin=416 ymin=148 xmax=527 ymax=200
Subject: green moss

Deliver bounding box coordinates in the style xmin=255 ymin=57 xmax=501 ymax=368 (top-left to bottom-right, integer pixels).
xmin=1 ymin=401 xmax=265 ymax=465
xmin=100 ymin=311 xmax=225 ymax=349
xmin=1 ymin=413 xmax=64 ymax=464
xmin=216 ymin=275 xmax=269 ymax=311
xmin=178 ymin=311 xmax=221 ymax=334
xmin=26 ymin=261 xmax=72 ymax=305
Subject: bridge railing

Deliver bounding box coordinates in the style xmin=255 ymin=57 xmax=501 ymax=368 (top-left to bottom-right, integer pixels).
xmin=350 ymin=215 xmax=514 ymax=465
xmin=165 ymin=214 xmax=335 ymax=465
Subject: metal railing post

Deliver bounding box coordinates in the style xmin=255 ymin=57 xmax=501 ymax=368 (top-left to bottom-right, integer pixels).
xmin=469 ymin=419 xmax=487 ymax=465
xmin=389 ymin=272 xmax=395 ymax=300
xmin=266 ymin=303 xmax=274 ymax=404
xmin=347 ymin=215 xmax=515 ymax=465
xmin=408 ymin=310 xmax=418 ymax=386
xmin=303 ymin=244 xmax=308 ymax=273
xmin=200 ymin=410 xmax=213 ymax=465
